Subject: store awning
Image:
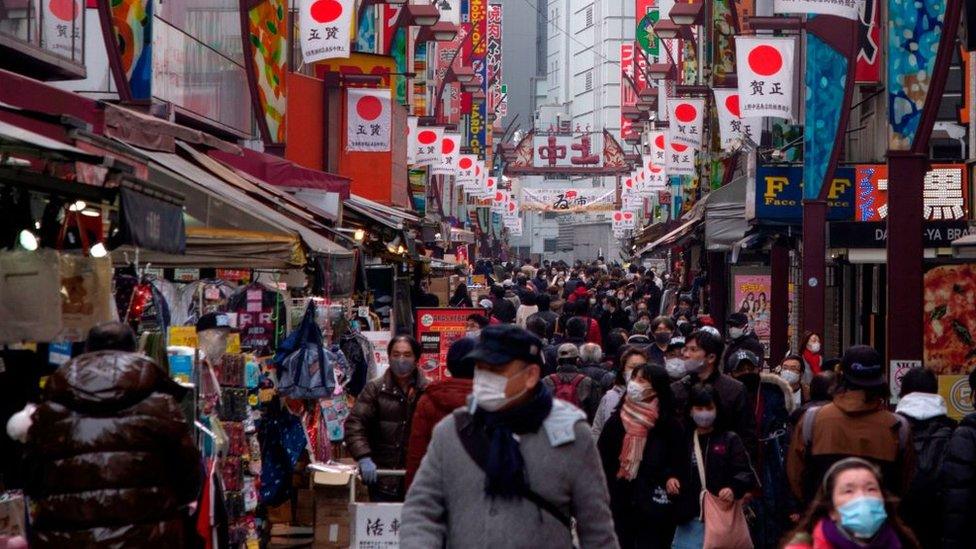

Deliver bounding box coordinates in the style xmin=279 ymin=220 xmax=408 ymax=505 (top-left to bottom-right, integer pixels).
xmin=346 ymin=194 xmax=421 ymax=229
xmin=209 ymin=147 xmax=351 ymax=199
xmin=114 ymin=227 xmax=303 ymax=269
xmin=638 ymin=197 xmax=708 ymax=256
xmin=705 ymin=175 xmax=749 ymax=252
xmin=0 ymin=120 xmax=102 ymax=163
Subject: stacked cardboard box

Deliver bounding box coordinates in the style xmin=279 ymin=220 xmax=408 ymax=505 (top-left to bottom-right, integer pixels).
xmin=311 ymin=462 xmax=366 ymax=548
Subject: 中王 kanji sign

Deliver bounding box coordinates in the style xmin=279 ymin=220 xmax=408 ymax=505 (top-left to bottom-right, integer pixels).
xmin=735 ymin=36 xmax=797 ymax=120
xmin=346 ymin=88 xmax=391 ymax=152
xmin=299 ymin=0 xmax=354 ymax=63
xmin=667 ymin=98 xmax=705 ymax=148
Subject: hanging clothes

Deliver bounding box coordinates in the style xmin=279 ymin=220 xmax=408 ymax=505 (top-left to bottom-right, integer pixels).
xmin=339 ymin=330 xmax=377 ymax=397
xmin=226 ymin=283 xmax=288 ymax=356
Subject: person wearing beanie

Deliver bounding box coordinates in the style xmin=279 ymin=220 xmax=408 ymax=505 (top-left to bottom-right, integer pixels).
xmin=405 ymin=337 xmax=477 ymax=489
xmin=787 ymin=345 xmax=915 ymax=505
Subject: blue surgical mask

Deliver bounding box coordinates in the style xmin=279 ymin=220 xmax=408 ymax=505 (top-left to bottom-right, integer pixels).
xmin=837 ymin=496 xmax=887 ymax=539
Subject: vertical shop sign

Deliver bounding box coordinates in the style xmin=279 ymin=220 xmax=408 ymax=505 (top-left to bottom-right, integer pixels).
xmin=346 ymin=88 xmax=392 ymax=152
xmin=468 ymin=0 xmax=488 ymax=155
xmin=487 ymin=4 xmax=503 ymax=120
xmin=636 ymin=0 xmax=659 ymax=57
xmin=299 ymin=0 xmax=354 ymax=63
xmin=855 ymin=0 xmax=882 ymax=83
xmin=415 ymin=308 xmax=480 ymax=381
xmin=621 ymin=43 xmax=639 ymax=141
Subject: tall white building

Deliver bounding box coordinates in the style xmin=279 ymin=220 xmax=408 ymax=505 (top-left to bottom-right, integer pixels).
xmin=510 ymin=0 xmax=634 ymax=261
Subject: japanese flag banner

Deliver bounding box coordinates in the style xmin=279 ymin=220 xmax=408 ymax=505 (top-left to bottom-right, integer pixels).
xmin=666 ymin=140 xmax=696 ymax=176
xmin=735 ymin=36 xmax=797 ymax=120
xmin=667 ymin=98 xmax=705 ymax=148
xmin=491 ymin=189 xmax=509 ymax=213
xmin=432 ymin=133 xmax=461 ymax=176
xmin=713 ymin=89 xmax=762 ymax=151
xmin=482 ymin=175 xmax=497 ymax=199
xmin=774 ymin=0 xmax=862 ymax=21
xmin=299 ymin=0 xmax=354 ymax=63
xmin=612 ymin=210 xmax=637 ymax=230
xmin=503 ymin=195 xmax=520 ymax=221
xmin=456 ymin=154 xmax=478 ymax=187
xmin=649 ymin=131 xmax=668 ymax=176
xmin=346 ymin=88 xmax=391 ymax=152
xmin=644 ymin=154 xmax=667 ymax=191
xmin=411 ymin=126 xmax=443 ymax=167
xmin=622 ymin=193 xmax=644 ymax=212
xmin=507 ymin=217 xmax=523 ymax=237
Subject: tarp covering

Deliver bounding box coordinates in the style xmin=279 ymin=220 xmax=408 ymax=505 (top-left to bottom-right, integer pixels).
xmin=638 ymin=195 xmax=710 ymax=256
xmin=113 ymin=227 xmax=303 ymax=269
xmin=704 ymin=175 xmax=750 ymax=251
xmin=0 ymin=120 xmax=102 ymax=162
xmin=210 ymin=147 xmax=350 ymax=199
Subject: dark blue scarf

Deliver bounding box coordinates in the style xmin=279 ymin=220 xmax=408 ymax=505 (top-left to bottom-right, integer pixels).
xmin=474 ymin=385 xmax=553 ymax=497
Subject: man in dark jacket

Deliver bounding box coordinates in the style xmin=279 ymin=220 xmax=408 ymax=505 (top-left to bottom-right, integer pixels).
xmin=942 ymin=369 xmax=976 ymax=549
xmin=895 ymin=367 xmax=955 ymax=549
xmin=541 ymin=344 xmax=601 ymax=422
xmin=528 ymin=293 xmax=560 ymax=339
xmin=671 ymin=329 xmax=758 ymax=460
xmin=543 ymin=317 xmax=587 ymax=375
xmin=647 ymin=316 xmax=676 ymax=365
xmin=722 ymin=313 xmax=766 ymax=371
xmin=346 ymin=335 xmax=429 ymax=501
xmin=597 ymin=296 xmax=630 ymax=342
xmin=579 ymin=343 xmax=615 ymax=393
xmin=490 ymin=284 xmax=517 ymax=323
xmin=787 ymin=346 xmax=915 ymax=505
xmin=19 ymin=322 xmax=201 ymax=548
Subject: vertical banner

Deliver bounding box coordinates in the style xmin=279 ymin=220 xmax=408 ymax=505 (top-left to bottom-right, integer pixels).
xmin=487 ymin=4 xmax=504 ymax=125
xmin=409 ymin=168 xmax=427 ymax=215
xmin=406 ymin=116 xmax=418 ymax=164
xmin=774 ymin=0 xmax=862 ymax=20
xmin=621 ymin=43 xmax=639 ymax=140
xmin=245 ymin=0 xmax=289 ymax=145
xmin=42 ymin=0 xmax=82 ymax=59
xmin=415 ymin=308 xmax=480 ymax=381
xmin=346 ymin=88 xmax=391 ymax=152
xmin=437 ymin=24 xmax=469 ymax=125
xmin=713 ymin=89 xmax=761 ymax=150
xmin=667 ymin=98 xmax=706 ymax=147
xmin=735 ymin=36 xmax=797 ymax=120
xmin=636 ymin=0 xmax=659 ymax=57
xmin=432 ymin=133 xmax=461 ymax=176
xmin=469 ymin=0 xmax=488 ymax=156
xmin=457 ymin=154 xmax=478 ymax=187
xmin=667 ymin=141 xmax=696 ymax=176
xmin=105 ymin=0 xmax=153 ymax=99
xmin=855 ymin=0 xmax=882 ymax=83
xmin=804 ymin=29 xmax=853 ymax=199
xmin=411 ymin=126 xmax=443 ymax=166
xmin=299 ymin=0 xmax=354 ymax=63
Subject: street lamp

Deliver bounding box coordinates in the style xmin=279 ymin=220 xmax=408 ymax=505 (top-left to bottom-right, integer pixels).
xmin=653 ymin=20 xmax=694 ymax=41
xmin=417 ymin=21 xmax=458 ymax=43
xmin=622 ymin=105 xmax=645 ymax=122
xmin=669 ymin=2 xmax=704 ymax=26
xmin=647 ymin=63 xmax=676 ymax=81
xmin=450 ymin=65 xmax=476 ymax=84
xmin=394 ymin=4 xmax=440 ymax=29
xmin=636 ymin=88 xmax=656 ymax=113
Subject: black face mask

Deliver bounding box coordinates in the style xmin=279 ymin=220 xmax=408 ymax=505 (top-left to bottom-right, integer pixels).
xmin=653 ymin=331 xmax=671 ymax=346
xmin=736 ymin=372 xmax=761 ymax=392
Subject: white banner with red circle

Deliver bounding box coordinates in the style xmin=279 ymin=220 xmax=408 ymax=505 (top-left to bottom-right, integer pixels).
xmin=612 ymin=210 xmax=637 ymax=230
xmin=410 ymin=126 xmax=443 ymax=167
xmin=648 ymin=132 xmax=669 ymax=188
xmin=456 ymin=154 xmax=478 ymax=187
xmin=713 ymin=89 xmax=762 ymax=151
xmin=666 ymin=140 xmax=696 ymax=176
xmin=432 ymin=133 xmax=461 ymax=176
xmin=521 ymin=187 xmax=616 ymax=212
xmin=774 ymin=0 xmax=861 ymax=21
xmin=667 ymin=98 xmax=705 ymax=148
xmin=346 ymin=88 xmax=391 ymax=152
xmin=735 ymin=36 xmax=797 ymax=120
xmin=299 ymin=0 xmax=354 ymax=63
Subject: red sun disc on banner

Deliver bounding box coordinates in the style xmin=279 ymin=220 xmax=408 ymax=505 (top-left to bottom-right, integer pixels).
xmin=442 ymin=138 xmax=456 ymax=154
xmin=494 ymin=191 xmax=504 ymax=202
xmin=655 ymin=134 xmax=665 ymax=149
xmin=486 ymin=178 xmax=494 ymax=188
xmin=613 ymin=212 xmax=622 ymax=221
xmin=356 ymin=96 xmax=382 ymax=121
xmin=650 ymin=165 xmax=662 ymax=173
xmin=49 ymin=0 xmax=77 ymax=21
xmin=672 ymin=142 xmax=689 ymax=152
xmin=624 ymin=212 xmax=633 ymax=220
xmin=310 ymin=0 xmax=342 ymax=23
xmin=675 ymin=103 xmax=697 ymax=123
xmin=748 ymin=45 xmax=783 ymax=76
xmin=459 ymin=157 xmax=473 ymax=169
xmin=508 ymin=202 xmax=516 ymax=212
xmin=566 ymin=190 xmax=578 ymax=199
xmin=725 ymin=95 xmax=740 ymax=117
xmin=418 ymin=130 xmax=437 ymax=145
xmin=625 ymin=178 xmax=634 ymax=188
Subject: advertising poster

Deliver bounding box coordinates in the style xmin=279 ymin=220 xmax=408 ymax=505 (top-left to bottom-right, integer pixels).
xmin=415 ymin=308 xmax=480 ymax=381
xmin=939 ymin=374 xmax=975 ymax=420
xmin=363 ymin=330 xmax=392 ymax=378
xmin=732 ymin=273 xmax=771 ymax=354
xmin=924 ymin=265 xmax=976 ymax=375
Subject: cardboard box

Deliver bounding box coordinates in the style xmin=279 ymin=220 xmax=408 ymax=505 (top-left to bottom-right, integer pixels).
xmin=311 ymin=463 xmax=358 ymax=548
xmin=294 ymin=489 xmax=314 ymax=526
xmin=267 ymin=500 xmax=292 ymax=525
xmin=313 ymin=517 xmax=351 ymax=547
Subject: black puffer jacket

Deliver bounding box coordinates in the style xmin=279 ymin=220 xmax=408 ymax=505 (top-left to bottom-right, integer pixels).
xmin=942 ymin=412 xmax=976 ymax=549
xmin=24 ymin=351 xmax=201 ymax=548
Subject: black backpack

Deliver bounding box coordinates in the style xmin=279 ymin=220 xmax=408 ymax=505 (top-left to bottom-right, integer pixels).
xmin=906 ymin=417 xmax=954 ymax=493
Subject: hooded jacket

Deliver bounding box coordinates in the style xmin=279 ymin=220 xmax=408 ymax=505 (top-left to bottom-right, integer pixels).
xmin=23 ymin=351 xmax=201 ymax=548
xmin=943 ymin=412 xmax=976 ymax=549
xmin=405 ymin=377 xmax=472 ymax=489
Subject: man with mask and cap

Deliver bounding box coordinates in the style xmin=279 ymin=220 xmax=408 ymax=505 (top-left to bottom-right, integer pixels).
xmin=401 ymin=325 xmax=618 ymax=548
xmin=723 ymin=312 xmax=766 ymax=372
xmin=345 ymin=334 xmax=429 ymax=502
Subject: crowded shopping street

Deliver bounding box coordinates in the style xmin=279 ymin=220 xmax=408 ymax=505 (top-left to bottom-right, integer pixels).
xmin=1 ymin=0 xmax=975 ymax=547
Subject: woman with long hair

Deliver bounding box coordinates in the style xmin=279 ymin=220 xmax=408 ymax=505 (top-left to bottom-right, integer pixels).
xmin=449 ymin=282 xmax=473 ymax=308
xmin=597 ymin=363 xmax=686 ymax=548
xmin=784 ymin=457 xmax=919 ymax=548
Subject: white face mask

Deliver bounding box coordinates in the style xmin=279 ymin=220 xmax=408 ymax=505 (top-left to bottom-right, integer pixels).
xmin=467 ymin=329 xmax=481 ymax=338
xmin=473 ymin=368 xmax=527 ymax=412
xmin=729 ymin=327 xmax=744 ymax=339
xmin=666 ymin=358 xmax=686 ymax=379
xmin=807 ymin=342 xmax=821 ymax=354
xmin=692 ymin=410 xmax=716 ymax=428
xmin=780 ymin=369 xmax=801 ymax=386
xmin=627 ymin=380 xmax=650 ymax=402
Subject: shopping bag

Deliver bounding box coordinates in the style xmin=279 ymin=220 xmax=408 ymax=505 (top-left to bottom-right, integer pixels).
xmin=0 ymin=249 xmax=62 ymax=343
xmin=60 ymin=254 xmax=116 ymax=339
xmin=702 ymin=492 xmax=753 ymax=549
xmin=276 ymin=302 xmax=335 ymax=399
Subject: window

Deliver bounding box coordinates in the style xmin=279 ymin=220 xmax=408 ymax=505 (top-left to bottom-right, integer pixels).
xmin=544 ymin=238 xmax=559 ymax=253
xmin=585 ymin=71 xmax=593 ymax=91
xmin=585 ymin=6 xmax=594 ymax=28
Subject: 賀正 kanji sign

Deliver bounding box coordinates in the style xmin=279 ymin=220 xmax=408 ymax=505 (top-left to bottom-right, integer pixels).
xmin=735 ymin=36 xmax=797 ymax=120
xmin=713 ymin=88 xmax=762 ymax=151
xmin=346 ymin=88 xmax=391 ymax=152
xmin=299 ymin=0 xmax=354 ymax=63
xmin=774 ymin=0 xmax=862 ymax=21
xmin=667 ymin=98 xmax=705 ymax=148
xmin=431 ymin=133 xmax=461 ymax=176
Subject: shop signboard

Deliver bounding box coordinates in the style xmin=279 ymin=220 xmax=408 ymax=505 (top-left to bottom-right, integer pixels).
xmin=855 ymin=0 xmax=882 ymax=83
xmin=350 ymin=502 xmax=402 ymax=547
xmin=829 ymin=220 xmax=972 ymax=248
xmin=754 ymin=166 xmax=854 ymax=223
xmin=521 ymin=187 xmax=616 ymax=212
xmin=940 ymin=374 xmax=975 ymax=420
xmin=889 ymin=359 xmax=921 ymax=404
xmin=731 ymin=272 xmax=771 ymax=356
xmin=854 ymin=164 xmax=968 ymax=222
xmin=415 ymin=308 xmax=479 ymax=381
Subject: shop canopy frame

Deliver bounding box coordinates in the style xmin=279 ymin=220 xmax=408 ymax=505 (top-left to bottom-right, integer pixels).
xmin=638 ymin=196 xmax=710 ymax=256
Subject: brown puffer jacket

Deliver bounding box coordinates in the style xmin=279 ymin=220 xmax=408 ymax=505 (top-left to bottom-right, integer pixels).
xmin=24 ymin=351 xmax=202 ymax=548
xmin=345 ymin=369 xmax=428 ymax=496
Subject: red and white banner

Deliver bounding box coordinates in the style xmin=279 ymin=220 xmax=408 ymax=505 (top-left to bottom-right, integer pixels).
xmin=713 ymin=89 xmax=762 ymax=151
xmin=644 ymin=153 xmax=667 ymax=191
xmin=432 ymin=133 xmax=461 ymax=176
xmin=666 ymin=140 xmax=696 ymax=176
xmin=612 ymin=210 xmax=637 ymax=230
xmin=411 ymin=126 xmax=443 ymax=166
xmin=346 ymin=88 xmax=391 ymax=152
xmin=299 ymin=0 xmax=354 ymax=63
xmin=735 ymin=36 xmax=797 ymax=120
xmin=521 ymin=187 xmax=616 ymax=212
xmin=456 ymin=154 xmax=478 ymax=187
xmin=667 ymin=98 xmax=705 ymax=148
xmin=774 ymin=0 xmax=861 ymax=21
xmin=482 ymin=175 xmax=496 ymax=199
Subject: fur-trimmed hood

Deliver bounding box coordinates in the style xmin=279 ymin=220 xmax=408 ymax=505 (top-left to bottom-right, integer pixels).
xmin=761 ymin=372 xmax=796 ymax=413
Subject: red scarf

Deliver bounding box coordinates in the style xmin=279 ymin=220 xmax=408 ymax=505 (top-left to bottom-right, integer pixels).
xmin=803 ymin=350 xmax=822 ymax=375
xmin=617 ymin=397 xmax=659 ymax=480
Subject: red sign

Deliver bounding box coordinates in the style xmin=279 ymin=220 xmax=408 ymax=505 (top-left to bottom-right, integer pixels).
xmin=415 ymin=308 xmax=480 ymax=382
xmin=854 ymin=164 xmax=968 ymax=222
xmin=855 ymin=0 xmax=881 ymax=83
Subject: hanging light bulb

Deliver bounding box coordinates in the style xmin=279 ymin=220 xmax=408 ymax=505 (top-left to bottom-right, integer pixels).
xmin=354 ymin=229 xmax=365 ymax=242
xmin=68 ymin=200 xmax=87 ymax=212
xmin=18 ymin=229 xmax=38 ymax=251
xmin=90 ymin=242 xmax=108 ymax=258
xmin=81 ymin=208 xmax=100 ymax=217
xmin=397 ymin=245 xmax=406 ymax=254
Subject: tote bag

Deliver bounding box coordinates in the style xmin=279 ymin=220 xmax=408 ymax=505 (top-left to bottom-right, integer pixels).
xmin=694 ymin=433 xmax=753 ymax=549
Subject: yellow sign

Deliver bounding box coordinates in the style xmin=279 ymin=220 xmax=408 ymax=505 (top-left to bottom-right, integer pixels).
xmin=939 ymin=374 xmax=974 ymax=420
xmin=168 ymin=326 xmax=197 ymax=347
xmin=227 ymin=333 xmax=241 ymax=354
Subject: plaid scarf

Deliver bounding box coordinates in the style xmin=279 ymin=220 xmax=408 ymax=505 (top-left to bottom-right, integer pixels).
xmin=617 ymin=396 xmax=659 ymax=480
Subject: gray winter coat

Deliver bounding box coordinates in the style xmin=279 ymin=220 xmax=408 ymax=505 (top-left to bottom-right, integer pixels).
xmin=400 ymin=399 xmax=619 ymax=548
